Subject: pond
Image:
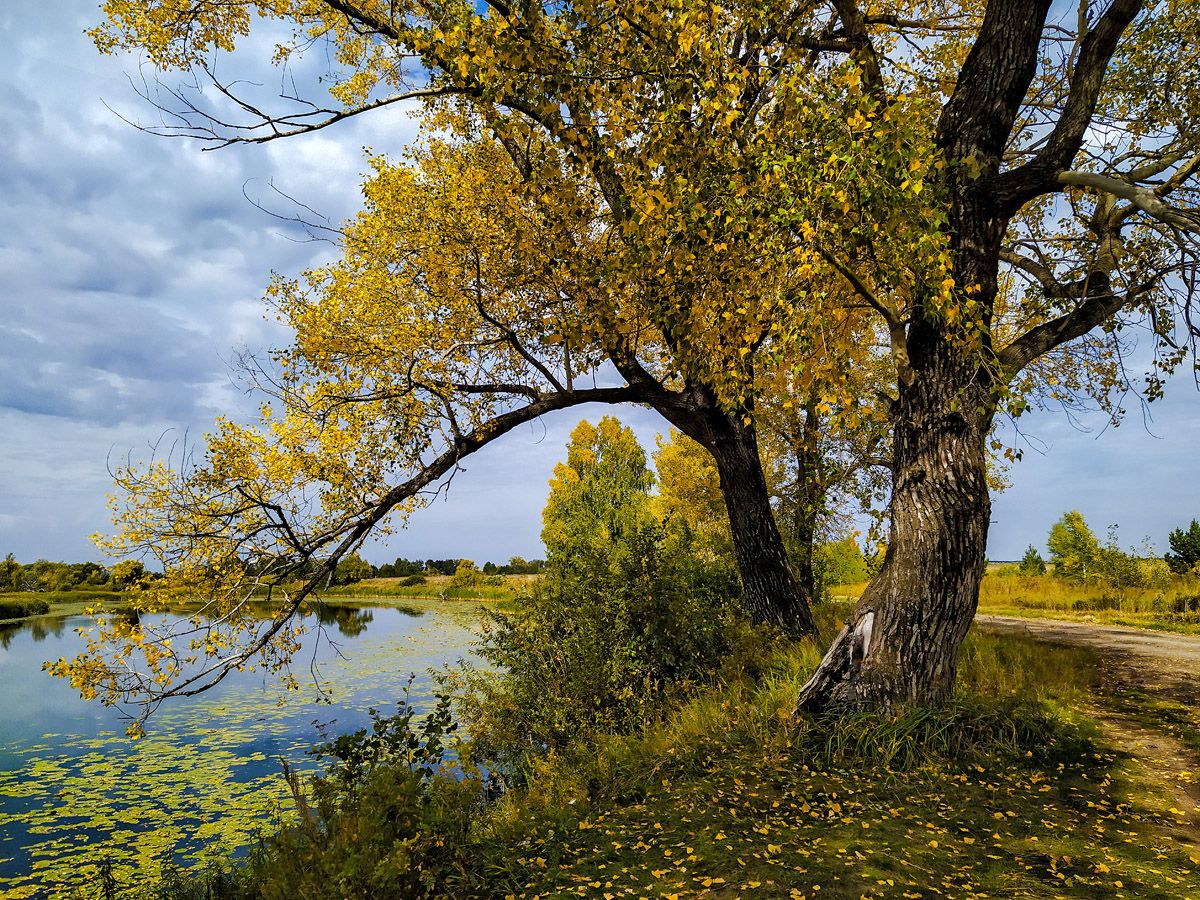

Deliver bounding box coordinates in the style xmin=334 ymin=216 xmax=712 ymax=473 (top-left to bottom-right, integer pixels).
xmin=0 ymin=600 xmax=488 ymax=899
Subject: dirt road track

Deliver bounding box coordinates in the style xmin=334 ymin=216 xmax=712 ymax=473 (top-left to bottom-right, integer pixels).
xmin=976 ymin=615 xmax=1200 ymax=703
xmin=977 ymin=614 xmax=1200 ymax=843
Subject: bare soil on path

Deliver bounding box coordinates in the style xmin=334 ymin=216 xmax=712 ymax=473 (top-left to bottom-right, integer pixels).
xmin=976 ymin=615 xmax=1200 ymax=700
xmin=977 ymin=614 xmax=1200 ymax=847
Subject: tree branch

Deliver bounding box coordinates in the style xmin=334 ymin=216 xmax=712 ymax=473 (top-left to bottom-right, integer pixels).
xmin=814 ymin=243 xmax=913 ymax=385
xmin=1057 ymin=170 xmax=1200 ymax=233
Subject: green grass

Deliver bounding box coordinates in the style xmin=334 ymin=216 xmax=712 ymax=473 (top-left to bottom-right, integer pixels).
xmin=461 ymin=629 xmax=1197 ymax=900
xmin=0 ymin=588 xmax=124 ymax=605
xmin=319 ymin=582 xmax=519 ymax=601
xmin=834 ymin=573 xmax=1200 ymax=635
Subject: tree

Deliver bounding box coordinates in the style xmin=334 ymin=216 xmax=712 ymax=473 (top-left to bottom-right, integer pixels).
xmin=542 ymin=417 xmax=658 ymax=578
xmin=0 ymin=553 xmax=18 ymax=591
xmin=1018 ymin=545 xmax=1046 ymax=576
xmin=449 ymin=559 xmax=485 ymax=588
xmin=333 ymin=553 xmax=374 ymax=586
xmin=1166 ymin=519 xmax=1200 ymax=574
xmin=61 ymin=0 xmax=1200 ymax=721
xmin=1047 ymin=511 xmax=1100 ymax=583
xmin=109 ymin=559 xmax=146 ymax=591
xmin=459 ymin=416 xmax=738 ymax=756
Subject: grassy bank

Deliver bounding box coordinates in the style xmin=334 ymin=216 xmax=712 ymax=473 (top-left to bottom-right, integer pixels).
xmin=0 ymin=589 xmax=131 ymax=623
xmin=315 ymin=574 xmax=530 ymax=601
xmin=142 ymin=621 xmax=1198 ymax=900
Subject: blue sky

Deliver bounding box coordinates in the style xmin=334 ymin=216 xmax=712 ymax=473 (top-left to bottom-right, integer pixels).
xmin=1 ymin=2 xmax=1197 ymax=568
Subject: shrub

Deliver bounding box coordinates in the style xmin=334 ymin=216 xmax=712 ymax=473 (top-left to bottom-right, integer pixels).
xmin=449 ymin=559 xmax=484 ymax=588
xmin=0 ymin=598 xmax=50 ymax=619
xmin=452 ymin=519 xmax=743 ymax=770
xmin=400 ymin=573 xmax=427 ymax=586
xmin=161 ymin=689 xmax=480 ymax=900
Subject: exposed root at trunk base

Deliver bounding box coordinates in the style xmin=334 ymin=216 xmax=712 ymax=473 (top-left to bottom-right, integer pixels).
xmin=793 ymin=607 xmax=875 ymax=715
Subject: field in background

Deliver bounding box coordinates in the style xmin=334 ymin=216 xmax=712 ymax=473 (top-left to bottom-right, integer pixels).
xmin=318 ymin=574 xmax=533 ymax=601
xmin=832 ymin=570 xmax=1200 ymax=634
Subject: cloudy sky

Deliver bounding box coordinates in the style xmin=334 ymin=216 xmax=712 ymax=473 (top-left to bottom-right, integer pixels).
xmin=1 ymin=2 xmax=1197 ymax=569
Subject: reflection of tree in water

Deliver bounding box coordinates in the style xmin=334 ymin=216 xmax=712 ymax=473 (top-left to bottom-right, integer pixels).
xmin=313 ymin=604 xmax=374 ymax=638
xmin=107 ymin=608 xmax=142 ymax=631
xmin=29 ymin=616 xmax=68 ymax=643
xmin=0 ymin=616 xmax=69 ymax=648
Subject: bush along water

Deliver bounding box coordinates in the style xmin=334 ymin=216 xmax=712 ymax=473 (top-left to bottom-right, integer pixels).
xmin=151 ymin=684 xmax=485 ymax=900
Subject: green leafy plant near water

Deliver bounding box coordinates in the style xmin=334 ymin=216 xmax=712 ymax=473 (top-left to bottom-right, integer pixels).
xmin=0 ymin=597 xmax=50 ymax=619
xmin=137 ymin=622 xmax=1200 ymax=900
xmin=50 ymin=433 xmax=1200 ymax=898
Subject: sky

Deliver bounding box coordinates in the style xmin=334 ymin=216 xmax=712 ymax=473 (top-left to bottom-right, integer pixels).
xmin=1 ymin=2 xmax=1197 ymax=570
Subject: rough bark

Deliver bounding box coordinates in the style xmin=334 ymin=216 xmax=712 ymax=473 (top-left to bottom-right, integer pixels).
xmin=796 ymin=0 xmax=1067 ymax=713
xmin=640 ymin=369 xmax=819 ymax=638
xmin=795 ymin=329 xmax=993 ymax=711
xmin=705 ymin=414 xmax=819 ymax=636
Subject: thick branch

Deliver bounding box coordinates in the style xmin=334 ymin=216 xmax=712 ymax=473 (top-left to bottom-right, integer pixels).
xmin=134 ymin=383 xmax=651 ymax=709
xmin=998 ymin=247 xmax=1089 ymax=298
xmin=1058 ymin=170 xmax=1200 ymax=233
xmin=989 ymin=0 xmax=1143 ymax=209
xmin=997 ymin=271 xmax=1128 ymax=374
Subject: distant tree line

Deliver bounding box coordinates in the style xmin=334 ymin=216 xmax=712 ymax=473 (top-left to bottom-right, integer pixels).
xmin=0 ymin=552 xmax=550 ymax=592
xmin=332 ymin=555 xmax=547 ymax=585
xmin=0 ymin=555 xmax=154 ymax=593
xmin=1008 ymin=512 xmax=1200 ymax=587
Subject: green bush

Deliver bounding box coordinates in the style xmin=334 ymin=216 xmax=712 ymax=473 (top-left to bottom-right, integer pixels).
xmin=0 ymin=598 xmax=50 ymax=619
xmin=449 ymin=559 xmax=484 ymax=588
xmin=452 ymin=519 xmax=743 ymax=769
xmin=400 ymin=573 xmax=427 ymax=586
xmin=1018 ymin=544 xmax=1046 ymax=575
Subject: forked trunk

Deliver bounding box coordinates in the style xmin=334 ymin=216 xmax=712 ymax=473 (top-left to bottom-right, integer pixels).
xmin=795 ymin=330 xmax=993 ymax=712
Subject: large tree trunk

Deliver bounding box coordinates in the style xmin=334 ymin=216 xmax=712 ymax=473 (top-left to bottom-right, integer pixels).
xmin=653 ymin=377 xmax=818 ymax=638
xmin=795 ymin=323 xmax=994 ymax=712
xmin=793 ymin=0 xmax=1071 ymax=714
xmin=705 ymin=414 xmax=819 ymax=636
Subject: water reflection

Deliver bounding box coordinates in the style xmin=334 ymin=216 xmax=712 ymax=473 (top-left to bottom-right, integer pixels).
xmin=0 ymin=615 xmax=69 ymax=646
xmin=314 ymin=603 xmax=373 ymax=637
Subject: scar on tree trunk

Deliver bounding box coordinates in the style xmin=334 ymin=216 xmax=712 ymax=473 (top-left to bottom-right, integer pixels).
xmin=794 ymin=332 xmax=993 ymax=714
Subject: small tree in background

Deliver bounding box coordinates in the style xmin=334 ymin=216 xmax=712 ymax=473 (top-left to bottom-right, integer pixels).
xmin=456 ymin=417 xmax=741 ymax=762
xmin=1095 ymin=526 xmax=1143 ymax=591
xmin=332 ymin=554 xmax=373 ymax=586
xmin=449 ymin=560 xmax=484 ymax=589
xmin=1047 ymin=512 xmax=1099 ymax=584
xmin=1018 ymin=545 xmax=1046 ymax=577
xmin=1166 ymin=520 xmax=1200 ymax=574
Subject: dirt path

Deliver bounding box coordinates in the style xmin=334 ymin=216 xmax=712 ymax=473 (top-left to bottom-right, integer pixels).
xmin=976 ymin=615 xmax=1200 ymax=703
xmin=977 ymin=614 xmax=1200 ymax=846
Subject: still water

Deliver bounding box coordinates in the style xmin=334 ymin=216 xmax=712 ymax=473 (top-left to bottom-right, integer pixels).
xmin=0 ymin=600 xmax=486 ymax=898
